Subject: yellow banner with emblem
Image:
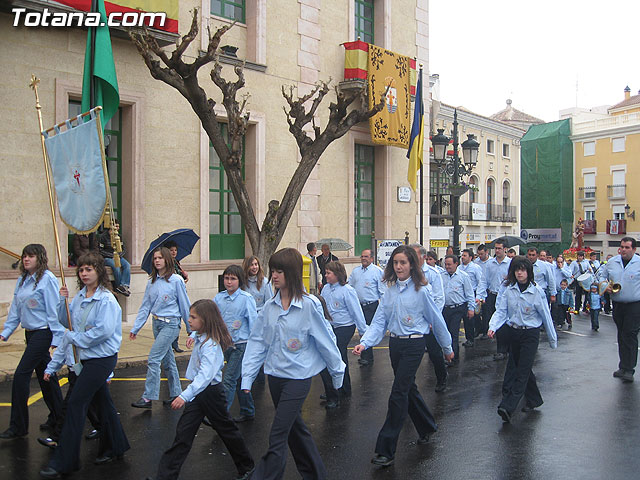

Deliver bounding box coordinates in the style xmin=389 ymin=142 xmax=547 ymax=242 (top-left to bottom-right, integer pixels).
xmin=367 ymin=44 xmax=411 ymax=148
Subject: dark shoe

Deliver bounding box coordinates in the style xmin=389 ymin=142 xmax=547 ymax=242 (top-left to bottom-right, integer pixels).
xmin=131 ymin=398 xmax=152 ymax=409
xmin=37 ymin=437 xmax=58 ymax=449
xmin=85 ymin=429 xmax=100 ymax=440
xmin=567 ymin=324 xmax=572 ymax=329
xmin=0 ymin=429 xmax=26 ymax=440
xmin=39 ymin=467 xmax=62 ymax=479
xmin=235 ymin=468 xmax=255 ymax=480
xmin=163 ymin=396 xmax=177 ymax=406
xmin=358 ymin=359 xmax=372 ymax=366
xmin=435 ymin=379 xmax=447 ymax=393
xmin=621 ymin=371 xmax=634 ymax=383
xmin=497 ymin=407 xmax=511 ymax=423
xmin=325 ymin=399 xmax=340 ymax=409
xmin=416 ymin=434 xmax=430 ymax=445
xmin=462 ymin=340 xmax=474 ymax=347
xmin=115 ymin=285 xmax=130 ymax=297
xmin=173 ymin=346 xmax=185 ymax=353
xmin=493 ymin=353 xmax=507 ymax=361
xmin=233 ymin=415 xmax=255 ymax=423
xmin=319 ymin=393 xmax=327 ymax=400
xmin=94 ymin=453 xmax=123 ymax=465
xmin=613 ymin=369 xmax=626 ymax=378
xmin=202 ymin=417 xmax=213 ymax=427
xmin=371 ymin=454 xmax=394 ymax=467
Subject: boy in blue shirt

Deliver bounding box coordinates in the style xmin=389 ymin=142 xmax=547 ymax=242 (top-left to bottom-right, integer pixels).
xmin=585 ymin=284 xmax=604 ymax=331
xmin=553 ymin=279 xmax=574 ymax=329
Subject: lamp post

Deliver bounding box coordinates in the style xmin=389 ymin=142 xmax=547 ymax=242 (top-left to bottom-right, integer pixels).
xmin=431 ymin=109 xmax=479 ymax=256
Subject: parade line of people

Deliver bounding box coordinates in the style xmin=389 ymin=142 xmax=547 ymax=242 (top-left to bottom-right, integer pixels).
xmin=1 ymin=238 xmax=639 ymax=479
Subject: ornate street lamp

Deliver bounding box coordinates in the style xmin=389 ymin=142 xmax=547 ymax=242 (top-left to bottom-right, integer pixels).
xmin=431 ymin=109 xmax=479 ymax=255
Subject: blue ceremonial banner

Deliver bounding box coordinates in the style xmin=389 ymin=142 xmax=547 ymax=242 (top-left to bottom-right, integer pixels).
xmin=43 ymin=110 xmax=107 ymax=234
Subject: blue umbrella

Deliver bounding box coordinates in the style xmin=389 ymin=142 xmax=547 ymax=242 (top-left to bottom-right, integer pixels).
xmin=141 ymin=228 xmax=200 ymax=274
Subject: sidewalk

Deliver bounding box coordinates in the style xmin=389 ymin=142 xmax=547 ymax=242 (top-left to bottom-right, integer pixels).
xmin=0 ymin=319 xmax=192 ymax=383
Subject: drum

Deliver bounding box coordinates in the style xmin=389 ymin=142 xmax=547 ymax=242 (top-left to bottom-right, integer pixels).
xmin=577 ymin=272 xmax=595 ymax=291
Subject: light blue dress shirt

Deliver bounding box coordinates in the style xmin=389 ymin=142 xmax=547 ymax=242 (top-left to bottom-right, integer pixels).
xmin=2 ymin=270 xmax=65 ymax=345
xmin=45 ymin=286 xmax=122 ymax=374
xmin=241 ymin=292 xmax=345 ymax=390
xmin=132 ymin=274 xmax=191 ymax=335
xmin=459 ymin=261 xmax=486 ymax=299
xmin=481 ymin=256 xmax=512 ymax=298
xmin=214 ymin=288 xmax=257 ymax=344
xmin=553 ymin=264 xmax=573 ymax=291
xmin=533 ymin=260 xmax=557 ymax=296
xmin=348 ymin=264 xmax=386 ymax=303
xmin=320 ymin=282 xmax=367 ymax=333
xmin=422 ymin=263 xmax=445 ymax=310
xmin=597 ymin=254 xmax=640 ymax=303
xmin=243 ymin=276 xmax=273 ymax=313
xmin=587 ymin=292 xmax=602 ymax=310
xmin=179 ymin=333 xmax=224 ymax=402
xmin=441 ymin=269 xmax=475 ymax=310
xmin=489 ymin=282 xmax=557 ymax=348
xmin=359 ymin=278 xmax=453 ymax=355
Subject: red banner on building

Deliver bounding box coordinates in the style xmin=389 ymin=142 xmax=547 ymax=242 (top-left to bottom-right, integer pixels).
xmin=54 ymin=0 xmax=178 ymax=33
xmin=606 ymin=219 xmax=626 ymax=235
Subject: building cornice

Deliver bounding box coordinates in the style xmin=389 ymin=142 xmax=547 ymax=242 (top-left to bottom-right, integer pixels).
xmin=570 ymin=123 xmax=640 ymax=142
xmin=437 ymin=104 xmax=526 ymax=139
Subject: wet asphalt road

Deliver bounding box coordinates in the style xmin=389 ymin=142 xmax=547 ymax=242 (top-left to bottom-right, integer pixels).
xmin=1 ymin=312 xmax=639 ymax=480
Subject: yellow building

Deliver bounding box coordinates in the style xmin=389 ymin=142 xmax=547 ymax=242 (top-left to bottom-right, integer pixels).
xmin=0 ymin=0 xmax=431 ymax=321
xmin=570 ymin=87 xmax=640 ymax=257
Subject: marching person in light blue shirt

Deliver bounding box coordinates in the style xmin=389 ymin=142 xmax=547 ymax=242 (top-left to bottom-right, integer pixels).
xmin=130 ymin=247 xmax=191 ymax=409
xmin=459 ymin=248 xmax=486 ymax=346
xmin=353 ymin=245 xmax=453 ymax=467
xmin=0 ymin=244 xmax=64 ymax=441
xmin=553 ymin=255 xmax=573 ymax=292
xmin=348 ymin=249 xmax=386 ymax=366
xmin=571 ymin=250 xmax=593 ymax=312
xmin=150 ymin=299 xmax=254 ymax=480
xmin=427 ymin=250 xmax=446 ymax=274
xmin=488 ymin=256 xmax=557 ymax=424
xmin=241 ymin=248 xmax=344 ymax=479
xmin=320 ymin=261 xmax=367 ymax=408
xmin=527 ymin=247 xmax=557 ymax=304
xmin=441 ymin=255 xmax=476 ymax=362
xmin=39 ymin=252 xmax=129 ymax=478
xmin=242 ymin=255 xmax=273 ymax=313
xmin=214 ymin=264 xmax=258 ymax=422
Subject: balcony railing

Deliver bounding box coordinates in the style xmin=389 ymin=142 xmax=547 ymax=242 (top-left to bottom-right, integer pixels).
xmin=579 ymin=186 xmax=597 ymax=201
xmin=459 ymin=202 xmax=517 ymax=223
xmin=583 ymin=220 xmax=597 ymax=234
xmin=607 ymin=184 xmax=626 ymax=199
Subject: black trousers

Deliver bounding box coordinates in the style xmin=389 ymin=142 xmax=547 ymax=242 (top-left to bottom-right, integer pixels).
xmin=49 ymin=355 xmax=129 ymax=474
xmin=424 ymin=332 xmax=447 ymax=383
xmin=156 ymin=383 xmax=253 ymax=480
xmin=486 ymin=293 xmax=508 ymax=354
xmin=612 ymin=301 xmax=640 ymax=373
xmin=252 ymin=376 xmax=326 ymax=480
xmin=51 ymin=371 xmax=101 ymax=442
xmin=375 ymin=336 xmax=437 ymax=459
xmin=443 ymin=304 xmax=467 ymax=359
xmin=575 ymin=285 xmax=586 ymax=311
xmin=499 ymin=326 xmax=543 ymax=414
xmin=360 ymin=302 xmax=378 ymax=363
xmin=9 ymin=329 xmax=63 ymax=435
xmin=464 ymin=292 xmax=478 ymax=341
xmin=552 ymin=303 xmax=570 ymax=326
xmin=320 ymin=324 xmax=355 ymax=402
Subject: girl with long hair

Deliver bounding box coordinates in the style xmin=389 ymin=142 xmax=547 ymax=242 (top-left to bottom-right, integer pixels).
xmin=39 ymin=252 xmax=129 ymax=478
xmin=150 ymin=299 xmax=254 ymax=480
xmin=353 ymin=245 xmax=453 ymax=467
xmin=242 ymin=255 xmax=272 ymax=313
xmin=241 ymin=248 xmax=345 ymax=479
xmin=319 ymin=261 xmax=367 ymax=408
xmin=130 ymin=247 xmax=191 ymax=409
xmin=215 ymin=265 xmax=258 ymax=422
xmin=488 ymin=256 xmax=557 ymax=423
xmin=0 ymin=244 xmax=64 ymax=440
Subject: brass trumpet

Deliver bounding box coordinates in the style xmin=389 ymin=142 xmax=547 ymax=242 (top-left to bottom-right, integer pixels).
xmin=597 ymin=281 xmax=621 ymax=296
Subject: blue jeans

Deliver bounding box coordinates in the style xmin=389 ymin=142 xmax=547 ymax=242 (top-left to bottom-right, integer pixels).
xmin=142 ymin=318 xmax=182 ymax=400
xmin=590 ymin=309 xmax=600 ymax=330
xmin=223 ymin=343 xmax=255 ymax=416
xmin=104 ymin=256 xmax=131 ymax=287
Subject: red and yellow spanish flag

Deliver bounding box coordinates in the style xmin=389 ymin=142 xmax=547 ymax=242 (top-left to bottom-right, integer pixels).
xmin=406 ymin=68 xmax=424 ymax=191
xmin=54 ymin=0 xmax=178 ymax=33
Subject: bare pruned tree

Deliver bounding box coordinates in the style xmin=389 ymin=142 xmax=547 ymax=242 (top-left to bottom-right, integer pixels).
xmin=131 ymin=9 xmax=385 ymax=266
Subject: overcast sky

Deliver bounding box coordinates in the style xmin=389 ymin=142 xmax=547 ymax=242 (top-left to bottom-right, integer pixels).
xmin=429 ymin=0 xmax=640 ymax=122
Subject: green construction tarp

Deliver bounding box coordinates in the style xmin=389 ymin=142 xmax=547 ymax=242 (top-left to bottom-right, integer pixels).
xmin=520 ymin=119 xmax=573 ymax=255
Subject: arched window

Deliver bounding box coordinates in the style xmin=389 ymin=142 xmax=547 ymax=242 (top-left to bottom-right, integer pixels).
xmin=487 ymin=178 xmax=495 ymax=220
xmin=502 ymin=180 xmax=510 ymax=208
xmin=469 ymin=176 xmax=478 ymax=204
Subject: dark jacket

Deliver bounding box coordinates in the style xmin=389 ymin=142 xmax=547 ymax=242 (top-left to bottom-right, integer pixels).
xmin=316 ymin=253 xmax=338 ymax=285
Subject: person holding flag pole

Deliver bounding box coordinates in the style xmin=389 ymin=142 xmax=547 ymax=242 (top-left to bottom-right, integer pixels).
xmin=407 ymin=64 xmax=424 ymax=243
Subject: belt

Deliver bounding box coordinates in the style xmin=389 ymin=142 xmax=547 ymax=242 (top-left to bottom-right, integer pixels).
xmin=361 ymin=300 xmax=378 ymax=307
xmin=444 ymin=303 xmax=465 ymax=309
xmin=25 ymin=327 xmax=48 ymax=332
xmin=152 ymin=314 xmax=178 ymax=323
xmin=507 ymin=322 xmax=538 ymax=330
xmin=488 ymin=291 xmax=498 ymax=296
xmin=389 ymin=333 xmax=424 ymax=339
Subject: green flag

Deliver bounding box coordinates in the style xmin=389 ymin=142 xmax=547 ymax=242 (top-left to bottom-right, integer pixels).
xmin=81 ymin=0 xmax=119 ymax=126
